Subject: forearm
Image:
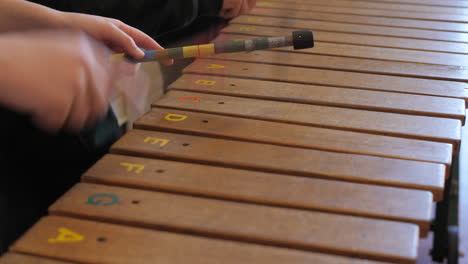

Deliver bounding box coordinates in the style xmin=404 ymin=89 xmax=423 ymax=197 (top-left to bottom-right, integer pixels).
xmin=0 ymin=0 xmax=65 ymax=33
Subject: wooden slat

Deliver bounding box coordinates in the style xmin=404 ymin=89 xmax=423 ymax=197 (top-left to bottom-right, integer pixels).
xmin=48 ymin=182 xmax=421 ymax=263
xmin=135 ymin=108 xmax=453 ymax=165
xmin=232 ymin=15 xmax=468 ymax=43
xmin=111 ymin=130 xmax=445 ymax=198
xmin=154 ymin=91 xmax=462 ymax=147
xmin=254 ymin=1 xmax=468 ymax=22
xmin=309 ymin=0 xmax=468 ymax=7
xmin=219 ymin=33 xmax=468 ymax=67
xmin=11 ymin=216 xmax=393 ymax=264
xmin=0 ymin=253 xmax=73 ymax=264
xmin=84 ymin=154 xmax=434 ymax=231
xmin=170 ymin=74 xmax=465 ymax=122
xmin=263 ymin=0 xmax=467 ymax=14
xmin=248 ymin=8 xmax=468 ymax=33
xmin=184 ymin=59 xmax=468 ymax=101
xmin=223 ymin=24 xmax=468 ymax=54
xmin=200 ymin=48 xmax=468 ymax=84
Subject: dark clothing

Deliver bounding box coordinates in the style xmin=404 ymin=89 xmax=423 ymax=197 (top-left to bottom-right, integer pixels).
xmin=30 ymin=0 xmax=223 ymax=39
xmin=0 ymin=108 xmax=121 ymax=253
xmin=0 ymin=0 xmax=224 ymax=254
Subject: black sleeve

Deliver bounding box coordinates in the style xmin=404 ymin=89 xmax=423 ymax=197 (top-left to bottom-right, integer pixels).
xmin=30 ymin=0 xmax=223 ymax=37
xmin=198 ymin=0 xmax=224 ymax=17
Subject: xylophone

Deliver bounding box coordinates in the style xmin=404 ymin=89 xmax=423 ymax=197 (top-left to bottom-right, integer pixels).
xmin=1 ymin=0 xmax=466 ymax=263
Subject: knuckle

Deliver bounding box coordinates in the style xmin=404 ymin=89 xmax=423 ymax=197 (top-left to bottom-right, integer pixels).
xmin=111 ymin=18 xmax=123 ymax=26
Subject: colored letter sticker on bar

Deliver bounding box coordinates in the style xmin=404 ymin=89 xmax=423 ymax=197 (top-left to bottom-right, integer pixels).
xmin=143 ymin=137 xmax=170 ymax=146
xmin=120 ymin=162 xmax=145 ymax=173
xmin=48 ymin=228 xmax=84 ymax=243
xmin=165 ymin=114 xmax=188 ymax=121
xmin=86 ymin=193 xmax=119 ymax=206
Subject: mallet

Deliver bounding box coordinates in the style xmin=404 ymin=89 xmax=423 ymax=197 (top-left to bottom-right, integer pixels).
xmin=120 ymin=29 xmax=314 ymax=63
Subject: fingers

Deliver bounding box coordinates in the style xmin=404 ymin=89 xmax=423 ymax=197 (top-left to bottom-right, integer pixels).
xmin=248 ymin=0 xmax=257 ymax=9
xmin=63 ymin=33 xmax=115 ymax=132
xmin=109 ymin=20 xmax=173 ymax=65
xmin=63 ymin=66 xmax=90 ymax=132
xmin=105 ymin=23 xmax=145 ymax=59
xmin=0 ymin=29 xmax=117 ymax=133
xmin=116 ymin=22 xmax=173 ymax=65
xmin=240 ymin=0 xmax=255 ymax=15
xmin=220 ymin=0 xmax=241 ymax=19
xmin=221 ymin=6 xmax=241 ymax=18
xmin=82 ymin=36 xmax=116 ymax=129
xmin=221 ymin=0 xmax=255 ymax=18
xmin=158 ymin=57 xmax=174 ymax=66
xmin=114 ymin=21 xmax=161 ymax=51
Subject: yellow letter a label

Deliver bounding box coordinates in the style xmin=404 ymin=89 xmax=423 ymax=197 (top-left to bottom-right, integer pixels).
xmin=48 ymin=227 xmax=84 ymax=243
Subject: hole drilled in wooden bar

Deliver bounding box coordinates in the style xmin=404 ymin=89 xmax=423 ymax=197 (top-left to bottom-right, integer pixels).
xmin=200 ymin=47 xmax=468 ymax=84
xmin=248 ymin=8 xmax=468 ymax=32
xmin=83 ymin=154 xmax=433 ymax=231
xmin=110 ymin=130 xmax=445 ymax=199
xmin=253 ymin=1 xmax=468 ymax=22
xmin=87 ymin=153 xmax=435 ymax=238
xmin=48 ymin=182 xmax=423 ymax=261
xmin=170 ymin=74 xmax=465 ymax=123
xmin=216 ymin=33 xmax=468 ymax=67
xmin=223 ymin=24 xmax=468 ymax=54
xmin=183 ymin=59 xmax=468 ymax=101
xmin=135 ymin=108 xmax=453 ymax=165
xmin=154 ymin=90 xmax=461 ymax=148
xmin=11 ymin=216 xmax=396 ymax=264
xmin=231 ymin=15 xmax=468 ymax=43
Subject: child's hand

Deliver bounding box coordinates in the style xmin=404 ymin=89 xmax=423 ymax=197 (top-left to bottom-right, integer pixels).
xmin=220 ymin=0 xmax=256 ymax=19
xmin=61 ymin=12 xmax=173 ymax=65
xmin=0 ymin=30 xmax=125 ymax=133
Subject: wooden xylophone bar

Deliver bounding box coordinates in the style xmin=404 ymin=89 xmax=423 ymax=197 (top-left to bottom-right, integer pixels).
xmin=1 ymin=1 xmax=466 ymax=264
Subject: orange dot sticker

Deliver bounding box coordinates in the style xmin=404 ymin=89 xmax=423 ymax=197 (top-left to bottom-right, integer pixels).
xmin=179 ymin=96 xmax=202 ymax=103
